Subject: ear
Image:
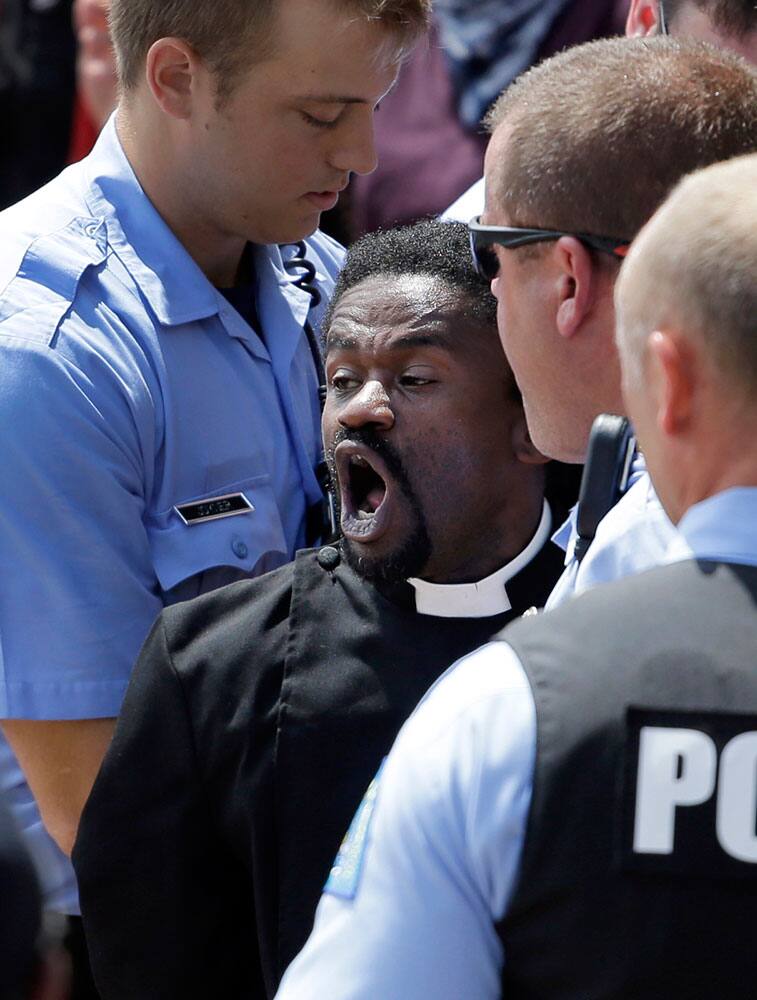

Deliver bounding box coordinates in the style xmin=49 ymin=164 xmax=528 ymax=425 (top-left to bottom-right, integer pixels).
xmin=145 ymin=37 xmax=200 ymax=120
xmin=553 ymin=236 xmax=597 ymax=341
xmin=511 ymin=411 xmax=550 ymax=466
xmin=625 ymin=0 xmax=661 ymax=36
xmin=648 ymin=329 xmax=695 ymax=437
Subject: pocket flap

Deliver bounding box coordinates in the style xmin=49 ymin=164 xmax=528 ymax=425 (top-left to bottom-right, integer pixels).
xmin=146 ymin=475 xmax=288 ymax=593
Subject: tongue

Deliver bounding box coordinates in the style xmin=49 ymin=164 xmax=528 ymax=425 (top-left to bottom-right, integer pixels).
xmin=365 ymin=486 xmax=385 ymax=513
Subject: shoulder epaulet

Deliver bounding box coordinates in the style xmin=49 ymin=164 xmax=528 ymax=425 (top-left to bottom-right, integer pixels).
xmin=0 ymin=217 xmax=109 ymax=346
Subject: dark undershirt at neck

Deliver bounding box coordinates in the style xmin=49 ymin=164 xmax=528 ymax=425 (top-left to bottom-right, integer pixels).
xmin=218 ymin=244 xmax=262 ymax=341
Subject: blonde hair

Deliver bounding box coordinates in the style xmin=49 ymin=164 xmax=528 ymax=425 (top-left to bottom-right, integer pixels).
xmin=110 ymin=0 xmax=429 ymax=99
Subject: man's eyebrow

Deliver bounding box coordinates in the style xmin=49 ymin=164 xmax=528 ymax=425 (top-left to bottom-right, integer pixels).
xmin=296 ymin=79 xmax=399 ymax=106
xmin=326 ymin=334 xmax=361 ymax=352
xmin=389 ymin=331 xmax=456 ymax=351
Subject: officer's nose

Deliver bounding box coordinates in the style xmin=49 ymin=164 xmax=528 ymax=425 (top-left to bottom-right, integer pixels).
xmin=338 ymin=380 xmax=394 ymax=430
xmin=329 ymin=112 xmax=379 ymax=177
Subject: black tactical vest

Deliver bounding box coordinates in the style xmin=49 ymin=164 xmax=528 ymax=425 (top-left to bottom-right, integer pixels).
xmin=497 ymin=559 xmax=757 ymax=999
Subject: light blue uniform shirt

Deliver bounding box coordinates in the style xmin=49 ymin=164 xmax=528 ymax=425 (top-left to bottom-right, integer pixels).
xmin=0 ymin=116 xmax=343 ymax=911
xmin=276 ymin=487 xmax=757 ymax=999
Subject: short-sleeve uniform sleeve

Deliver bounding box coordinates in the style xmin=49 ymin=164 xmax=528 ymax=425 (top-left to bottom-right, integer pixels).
xmin=0 ymin=307 xmax=161 ymax=718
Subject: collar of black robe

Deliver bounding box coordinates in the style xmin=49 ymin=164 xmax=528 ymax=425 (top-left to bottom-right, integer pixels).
xmin=366 ymin=500 xmax=552 ymax=618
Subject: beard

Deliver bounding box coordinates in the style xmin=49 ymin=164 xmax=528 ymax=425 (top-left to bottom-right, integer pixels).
xmin=326 ymin=427 xmax=433 ymax=585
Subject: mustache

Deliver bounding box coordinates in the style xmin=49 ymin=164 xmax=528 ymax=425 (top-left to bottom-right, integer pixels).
xmin=327 ymin=427 xmax=411 ymax=486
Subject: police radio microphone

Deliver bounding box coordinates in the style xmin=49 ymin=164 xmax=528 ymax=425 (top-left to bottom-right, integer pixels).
xmin=574 ymin=414 xmax=636 ymax=564
xmin=283 ymin=242 xmax=339 ymax=544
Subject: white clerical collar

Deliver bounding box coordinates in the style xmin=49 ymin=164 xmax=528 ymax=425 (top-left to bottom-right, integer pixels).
xmin=407 ymin=501 xmax=552 ymax=618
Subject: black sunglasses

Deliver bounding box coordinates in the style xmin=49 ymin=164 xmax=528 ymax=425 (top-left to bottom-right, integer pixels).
xmin=468 ymin=217 xmax=631 ymax=282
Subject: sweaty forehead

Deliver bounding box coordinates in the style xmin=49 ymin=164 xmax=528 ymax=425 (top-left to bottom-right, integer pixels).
xmin=325 ymin=274 xmax=464 ymax=352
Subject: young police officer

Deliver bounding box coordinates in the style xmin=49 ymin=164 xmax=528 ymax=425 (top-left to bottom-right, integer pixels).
xmin=0 ymin=0 xmax=427 ymax=919
xmin=277 ymin=150 xmax=757 ymax=1000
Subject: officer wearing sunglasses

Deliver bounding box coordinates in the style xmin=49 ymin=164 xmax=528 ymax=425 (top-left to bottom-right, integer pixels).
xmin=469 ymin=220 xmax=629 ymax=283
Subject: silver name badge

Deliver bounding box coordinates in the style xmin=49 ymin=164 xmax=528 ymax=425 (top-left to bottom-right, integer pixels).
xmin=174 ymin=492 xmax=254 ymax=526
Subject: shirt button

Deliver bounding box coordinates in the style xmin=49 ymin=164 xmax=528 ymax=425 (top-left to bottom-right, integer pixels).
xmin=317 ymin=546 xmax=340 ymax=571
xmin=232 ymin=537 xmax=249 ymax=560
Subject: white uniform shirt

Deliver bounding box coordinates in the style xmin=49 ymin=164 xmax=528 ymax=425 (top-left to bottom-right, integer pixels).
xmin=441 ymin=176 xmax=485 ymax=222
xmin=547 ymin=457 xmax=678 ymax=609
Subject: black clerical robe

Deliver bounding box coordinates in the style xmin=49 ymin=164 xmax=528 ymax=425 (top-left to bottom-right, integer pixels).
xmin=74 ymin=539 xmax=562 ymax=1000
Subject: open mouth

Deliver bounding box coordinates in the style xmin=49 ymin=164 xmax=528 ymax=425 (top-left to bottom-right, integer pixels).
xmin=335 ymin=441 xmax=394 ymax=543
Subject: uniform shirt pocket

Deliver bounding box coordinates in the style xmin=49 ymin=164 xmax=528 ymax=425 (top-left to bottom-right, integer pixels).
xmin=146 ymin=474 xmax=289 ymax=602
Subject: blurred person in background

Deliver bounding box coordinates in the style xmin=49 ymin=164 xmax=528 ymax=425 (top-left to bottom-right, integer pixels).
xmin=627 ymin=0 xmax=757 ymax=61
xmin=346 ymin=0 xmax=629 ymax=240
xmin=72 ymin=0 xmax=115 ymax=128
xmin=67 ymin=0 xmax=116 ymax=160
xmin=0 ymin=796 xmax=69 ymax=1000
xmin=0 ymin=0 xmax=76 ymax=208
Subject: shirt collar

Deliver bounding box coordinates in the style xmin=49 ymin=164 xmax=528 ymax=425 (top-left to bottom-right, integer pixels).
xmin=81 ymin=115 xmax=317 ymax=331
xmin=407 ymin=500 xmax=552 ymax=618
xmin=665 ymin=487 xmax=757 ymax=569
xmin=551 ymin=446 xmax=649 ymax=565
xmin=552 ymin=505 xmax=576 ymax=564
